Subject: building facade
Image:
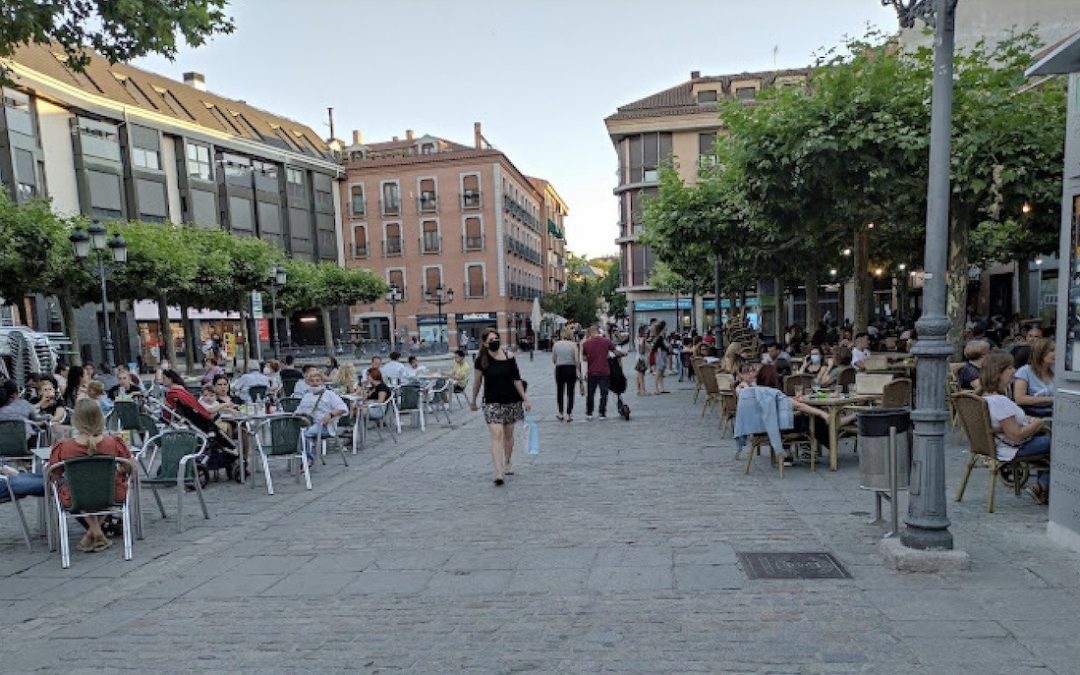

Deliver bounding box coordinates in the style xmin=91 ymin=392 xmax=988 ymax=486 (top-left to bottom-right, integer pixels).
xmin=605 ymin=68 xmax=809 ymax=332
xmin=527 ymin=177 xmax=568 ymax=295
xmin=339 ymin=123 xmax=566 ymax=351
xmin=0 ymin=43 xmax=343 ymax=366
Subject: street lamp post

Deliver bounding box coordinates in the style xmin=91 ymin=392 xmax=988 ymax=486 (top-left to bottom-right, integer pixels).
xmin=70 ymin=223 xmax=127 ymax=368
xmin=883 ymin=0 xmax=960 ymax=552
xmin=266 ymin=265 xmax=287 ymax=359
xmin=424 ymin=283 xmax=454 ymax=347
xmin=386 ymin=284 xmax=403 ymax=350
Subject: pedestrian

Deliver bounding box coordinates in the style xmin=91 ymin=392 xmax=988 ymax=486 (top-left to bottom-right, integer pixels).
xmin=651 ymin=321 xmax=671 ymax=394
xmin=470 ymin=328 xmax=531 ymax=485
xmin=581 ymin=324 xmax=622 ymax=420
xmin=552 ymin=327 xmax=580 ymax=422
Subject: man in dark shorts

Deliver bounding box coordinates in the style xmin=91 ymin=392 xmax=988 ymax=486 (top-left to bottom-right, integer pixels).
xmin=581 ymin=325 xmax=624 ymax=420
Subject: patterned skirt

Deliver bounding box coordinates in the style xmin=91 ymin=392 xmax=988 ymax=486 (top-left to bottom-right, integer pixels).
xmin=483 ymin=401 xmax=524 ymax=425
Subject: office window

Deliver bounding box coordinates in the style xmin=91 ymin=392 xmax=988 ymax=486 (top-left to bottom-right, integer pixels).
xmin=466 ymin=264 xmax=485 ymax=297
xmin=349 ymin=184 xmax=365 ymax=217
xmin=130 ymin=124 xmax=161 ymax=170
xmin=86 ymin=169 xmax=123 ymax=220
xmin=186 ymin=142 xmax=212 ymax=180
xmin=221 ymin=153 xmax=252 ymax=187
xmin=382 ymin=181 xmax=400 ymax=215
xmin=136 ymin=178 xmax=167 ymax=222
xmin=228 ymin=195 xmax=254 ymax=232
xmin=697 ymin=89 xmax=718 ymax=103
xmin=77 ymin=117 xmax=122 ymax=162
xmin=253 ymin=160 xmax=278 ymax=193
xmin=353 ymin=225 xmax=368 ymax=258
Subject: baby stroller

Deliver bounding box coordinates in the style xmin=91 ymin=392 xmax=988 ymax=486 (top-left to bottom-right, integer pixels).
xmin=607 ymin=354 xmax=631 ymax=421
xmin=157 ymin=398 xmax=241 ymax=485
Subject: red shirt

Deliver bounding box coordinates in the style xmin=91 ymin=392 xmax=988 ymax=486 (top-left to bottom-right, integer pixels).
xmin=49 ymin=436 xmax=133 ymax=508
xmin=581 ymin=337 xmax=615 ymax=377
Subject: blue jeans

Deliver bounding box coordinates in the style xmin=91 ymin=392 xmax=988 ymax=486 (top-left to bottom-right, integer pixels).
xmin=1013 ymin=434 xmax=1051 ymax=489
xmin=0 ymin=472 xmax=44 ymax=500
xmin=302 ymin=425 xmax=334 ymax=460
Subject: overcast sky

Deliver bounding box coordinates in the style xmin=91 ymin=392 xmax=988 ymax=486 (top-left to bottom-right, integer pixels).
xmin=136 ymin=0 xmax=900 ymax=258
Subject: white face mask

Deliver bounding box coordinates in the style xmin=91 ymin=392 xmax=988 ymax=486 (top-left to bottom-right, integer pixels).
xmin=263 ymin=366 xmax=272 ymax=376
xmin=309 ymin=385 xmax=325 ymax=394
xmin=810 ymin=354 xmax=822 ymax=364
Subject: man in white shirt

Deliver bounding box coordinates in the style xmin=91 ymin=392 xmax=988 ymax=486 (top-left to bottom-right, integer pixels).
xmin=292 ymin=365 xmax=316 ymax=397
xmin=852 ymin=332 xmax=871 ymax=370
xmin=380 ymin=352 xmax=408 ymax=382
xmin=234 ymin=362 xmax=271 ymax=402
xmin=295 ymin=369 xmax=348 ymax=458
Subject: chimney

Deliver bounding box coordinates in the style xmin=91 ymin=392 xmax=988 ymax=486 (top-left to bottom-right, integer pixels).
xmin=690 ymin=70 xmax=700 ymax=80
xmin=474 ymin=122 xmax=482 ymax=149
xmin=392 ymin=136 xmax=400 ymax=142
xmin=406 ymin=129 xmax=414 ymax=141
xmin=183 ymin=71 xmax=206 ymax=91
xmin=352 ymin=130 xmax=363 ymax=145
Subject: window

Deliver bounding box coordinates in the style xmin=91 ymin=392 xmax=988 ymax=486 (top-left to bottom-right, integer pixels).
xmin=697 ymin=89 xmax=718 ymax=103
xmin=424 ymin=266 xmax=442 ymax=295
xmin=381 ymin=181 xmax=400 ymax=215
xmin=698 ymin=132 xmax=718 ymax=168
xmin=384 ymin=222 xmax=402 ymax=256
xmin=353 ymin=225 xmax=368 ymax=258
xmin=253 ymin=160 xmax=278 ymax=193
xmin=221 ymin=153 xmax=252 ymax=187
xmin=228 ymin=195 xmax=254 ymax=232
xmin=419 ymin=178 xmax=437 ymax=212
xmin=735 ymin=86 xmax=757 ymax=101
xmin=86 ymin=169 xmax=123 ymax=220
xmin=421 ymin=143 xmax=435 ymax=154
xmin=129 ymin=124 xmax=160 ymax=170
xmin=421 ymin=219 xmax=440 ymax=254
xmin=626 ymin=132 xmax=671 ymax=183
xmin=77 ymin=117 xmax=122 ymax=162
xmin=186 ymin=142 xmax=212 ymax=180
xmin=464 ymin=216 xmax=483 ymax=251
xmin=136 ymin=178 xmax=167 ymax=222
xmin=349 ymin=184 xmax=365 ymax=217
xmin=3 ymin=88 xmax=34 ymax=137
xmin=462 ymin=174 xmax=481 ymax=208
xmin=466 ymin=264 xmax=485 ymax=298
xmin=387 ymin=269 xmax=406 ymax=298
xmin=13 ymin=148 xmax=36 ymax=201
xmin=286 ymin=167 xmax=305 ymax=201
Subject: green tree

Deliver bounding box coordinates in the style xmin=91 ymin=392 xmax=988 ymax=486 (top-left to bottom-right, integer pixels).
xmin=597 ymin=258 xmax=627 ymax=320
xmin=0 ymin=0 xmax=234 ymax=80
xmin=541 ymin=277 xmax=599 ymax=326
xmin=309 ymin=263 xmax=386 ymax=355
xmin=0 ymin=193 xmax=59 ymax=324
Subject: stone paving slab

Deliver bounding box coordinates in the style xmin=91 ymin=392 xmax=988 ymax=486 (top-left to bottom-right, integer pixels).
xmin=1 ymin=357 xmax=1079 ymax=674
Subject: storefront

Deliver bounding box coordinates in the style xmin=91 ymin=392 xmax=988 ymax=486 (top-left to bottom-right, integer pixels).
xmin=416 ymin=314 xmax=450 ymax=347
xmin=455 ymin=312 xmax=497 ymax=351
xmin=1029 ymin=38 xmax=1080 ymax=553
xmin=133 ymin=301 xmax=242 ymax=366
xmin=632 ymin=299 xmax=693 ymax=337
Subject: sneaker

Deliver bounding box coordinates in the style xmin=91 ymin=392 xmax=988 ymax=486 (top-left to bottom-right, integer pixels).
xmin=598 ymin=414 xmax=607 ymax=421
xmin=586 ymin=414 xmax=594 ymax=421
xmin=556 ymin=414 xmax=564 ymax=421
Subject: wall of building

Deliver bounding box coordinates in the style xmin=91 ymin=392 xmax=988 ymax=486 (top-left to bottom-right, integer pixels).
xmin=35 ymin=100 xmax=80 ymax=216
xmin=901 ymin=0 xmax=1080 ymax=53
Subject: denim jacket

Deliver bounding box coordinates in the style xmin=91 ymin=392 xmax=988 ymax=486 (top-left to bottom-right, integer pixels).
xmin=734 ymin=386 xmax=794 ymax=454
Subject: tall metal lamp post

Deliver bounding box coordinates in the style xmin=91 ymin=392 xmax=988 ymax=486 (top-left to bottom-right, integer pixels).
xmin=424 ymin=283 xmax=454 ymax=346
xmin=70 ymin=222 xmax=127 ymax=368
xmin=266 ymin=265 xmax=287 ymax=359
xmin=883 ymin=0 xmax=960 ymax=552
xmin=386 ymin=284 xmax=403 ymax=350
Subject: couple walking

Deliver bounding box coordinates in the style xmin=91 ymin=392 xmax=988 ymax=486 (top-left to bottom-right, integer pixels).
xmin=552 ymin=325 xmax=624 ymax=421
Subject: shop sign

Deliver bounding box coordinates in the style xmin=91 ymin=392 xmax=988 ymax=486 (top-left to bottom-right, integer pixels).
xmin=250 ymin=291 xmax=263 ymax=319
xmin=456 ymin=312 xmax=497 ymax=322
xmin=416 ymin=315 xmax=447 ymax=326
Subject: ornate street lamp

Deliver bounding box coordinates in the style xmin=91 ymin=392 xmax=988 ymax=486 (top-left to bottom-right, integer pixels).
xmin=424 ymin=283 xmax=454 ymax=346
xmin=266 ymin=265 xmax=287 ymax=359
xmin=883 ymin=0 xmax=963 ymax=557
xmin=71 ymin=223 xmax=127 ymax=368
xmin=386 ymin=284 xmax=403 ymax=349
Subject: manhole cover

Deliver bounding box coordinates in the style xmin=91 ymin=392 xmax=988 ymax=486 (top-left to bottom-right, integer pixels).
xmin=736 ymin=552 xmax=851 ymax=580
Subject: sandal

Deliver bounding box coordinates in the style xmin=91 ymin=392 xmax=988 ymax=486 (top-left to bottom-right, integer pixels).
xmin=77 ymin=539 xmax=97 ymax=553
xmin=93 ymin=538 xmax=114 ymax=552
xmin=1028 ymin=485 xmax=1049 ymax=505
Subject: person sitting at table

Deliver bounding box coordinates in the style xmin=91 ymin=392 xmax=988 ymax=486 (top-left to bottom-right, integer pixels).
xmin=957 ymin=339 xmax=990 ymax=392
xmin=234 ymin=362 xmax=271 ymax=403
xmin=361 ymin=356 xmax=383 ymax=385
xmin=162 ymin=370 xmax=214 ymax=424
xmin=107 ymin=365 xmax=143 ymax=400
xmin=981 ymin=351 xmax=1052 ymax=504
xmin=403 ymin=355 xmax=427 ymax=381
xmin=48 ymin=399 xmax=133 ymax=553
xmin=851 ymin=333 xmax=871 ymax=370
xmin=331 ymin=363 xmax=359 ymax=395
xmin=818 ymin=346 xmax=852 ymax=388
xmin=363 ymin=369 xmax=392 ymax=422
xmin=200 ymin=356 xmax=224 ymax=386
xmin=0 ymin=378 xmax=39 ymax=442
xmin=799 ymin=347 xmax=826 ymax=378
xmin=292 ymin=365 xmax=318 ymax=397
xmin=212 ymin=375 xmax=241 ymax=412
xmin=761 ymin=342 xmax=791 ymax=376
xmin=451 ymin=350 xmax=471 ymax=393
xmin=1013 ymin=338 xmax=1055 ymax=418
xmin=264 ymin=359 xmax=283 ymax=395
xmin=32 ymin=376 xmax=67 ymax=427
xmin=734 ymin=363 xmax=757 ymax=395
xmin=62 ymin=365 xmax=86 ymax=409
xmin=753 ymin=364 xmax=832 ymax=466
xmin=278 ymin=355 xmax=303 ymax=383
xmin=295 ymin=369 xmax=348 ymax=458
xmin=380 ymin=352 xmax=408 ymax=383
xmin=85 ymin=380 xmax=114 ymax=418
xmin=198 ymin=384 xmax=225 ymax=414
xmin=720 ymin=343 xmax=745 ymax=375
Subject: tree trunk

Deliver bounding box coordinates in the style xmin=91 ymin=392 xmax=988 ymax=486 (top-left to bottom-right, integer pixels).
xmin=156 ymin=293 xmax=177 ymax=369
xmin=946 ymin=207 xmax=971 ymax=361
xmin=713 ymin=255 xmax=723 ymax=345
xmin=1016 ymin=259 xmax=1031 ymax=318
xmin=773 ymin=277 xmax=786 ymax=342
xmin=238 ymin=306 xmax=249 ymax=373
xmin=897 ymin=273 xmax=909 ymax=323
xmin=738 ymin=288 xmax=747 ymax=318
xmin=181 ymin=305 xmax=195 ymax=373
xmin=11 ymin=299 xmax=25 ymax=325
xmin=853 ymin=225 xmax=871 ymax=332
xmin=805 ymin=275 xmax=820 ymax=330
xmin=59 ymin=288 xmax=82 ymax=366
xmin=322 ymin=306 xmax=335 ymax=357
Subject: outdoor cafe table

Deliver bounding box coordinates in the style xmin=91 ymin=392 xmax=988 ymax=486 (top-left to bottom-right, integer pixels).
xmin=801 ymin=393 xmax=877 ymax=471
xmin=218 ymin=409 xmax=297 ymax=485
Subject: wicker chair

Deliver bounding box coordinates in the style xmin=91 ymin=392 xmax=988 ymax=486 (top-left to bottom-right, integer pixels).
xmin=836 ymin=367 xmax=857 ymax=394
xmin=691 ymin=358 xmax=706 ymax=403
xmin=947 ymin=362 xmax=965 ymax=428
xmin=952 ymin=392 xmax=1049 ymax=512
xmin=718 ymin=389 xmax=738 ymax=436
xmin=783 ymin=374 xmax=814 ymax=397
xmin=881 ymin=378 xmax=912 ymax=408
xmin=698 ymin=364 xmax=722 ymax=417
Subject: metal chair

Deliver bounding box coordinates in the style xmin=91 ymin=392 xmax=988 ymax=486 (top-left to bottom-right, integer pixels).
xmin=48 ymin=455 xmax=136 ymax=568
xmin=248 ymin=385 xmax=268 ymax=402
xmin=279 ymin=397 xmax=302 ymax=413
xmin=453 ymin=375 xmax=471 ymax=410
xmin=251 ymin=415 xmax=312 ymax=494
xmin=0 ymin=472 xmax=35 ymax=551
xmin=361 ymin=398 xmax=396 ymax=444
xmin=108 ymin=400 xmax=146 ymax=445
xmin=138 ymin=430 xmax=209 ymax=533
xmin=953 ymin=392 xmax=1049 ymax=512
xmin=426 ymin=378 xmax=454 ymax=425
xmin=280 ymin=374 xmax=302 ymax=397
xmin=394 ymin=385 xmax=426 ymax=432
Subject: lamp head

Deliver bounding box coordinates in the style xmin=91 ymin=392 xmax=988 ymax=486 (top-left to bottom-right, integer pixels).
xmin=87 ymin=221 xmax=107 ymax=250
xmin=69 ymin=227 xmax=90 ymax=259
xmin=107 ymin=234 xmax=127 ymax=263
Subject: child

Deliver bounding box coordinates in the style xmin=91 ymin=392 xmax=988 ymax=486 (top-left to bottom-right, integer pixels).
xmin=734 ymin=363 xmax=758 ymax=395
xmin=85 ymin=379 xmax=114 ymax=418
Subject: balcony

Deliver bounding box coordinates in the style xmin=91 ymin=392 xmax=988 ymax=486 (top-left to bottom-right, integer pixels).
xmin=420 ymin=232 xmax=441 ymax=254
xmin=418 ymin=192 xmax=438 ymax=213
xmin=463 ymin=234 xmax=484 ymax=251
xmin=461 ymin=190 xmax=481 ymax=209
xmin=353 ymin=243 xmax=369 ymax=258
xmin=383 ymin=237 xmax=403 ymax=257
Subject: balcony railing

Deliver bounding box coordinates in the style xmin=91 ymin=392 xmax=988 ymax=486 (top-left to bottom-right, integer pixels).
xmin=418 ymin=193 xmax=438 ymax=212
xmin=353 ymin=243 xmax=369 ymax=258
xmin=463 ymin=234 xmax=484 ymax=251
xmin=381 ymin=199 xmax=401 ymax=216
xmin=420 ymin=233 xmax=441 ymax=254
xmin=349 ymin=198 xmax=365 ymax=218
xmin=461 ymin=190 xmax=481 ymax=209
xmin=383 ymin=237 xmax=403 ymax=257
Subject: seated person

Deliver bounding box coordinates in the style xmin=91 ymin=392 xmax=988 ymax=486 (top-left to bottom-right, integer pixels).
xmin=331 ymin=363 xmax=360 ymax=395
xmin=363 ymin=370 xmax=392 ymax=422
xmin=0 ymin=464 xmax=44 ymax=501
xmin=0 ymin=378 xmax=39 ymax=441
xmin=212 ymin=375 xmax=241 ymax=412
xmin=295 ymin=370 xmax=348 ymax=458
xmin=403 ymin=355 xmax=427 ymax=380
xmin=233 ymin=362 xmax=271 ymax=403
xmin=754 ymin=365 xmax=832 ymax=465
xmin=292 ymin=365 xmax=318 ymax=397
xmin=380 ymin=352 xmax=408 ymax=383
xmin=161 ymin=369 xmax=237 ymax=453
xmin=1013 ymin=338 xmax=1055 ymax=418
xmin=957 ymin=339 xmax=990 ymax=391
xmin=361 ymin=356 xmax=383 ymax=385
xmin=818 ymin=346 xmax=852 ymax=388
xmin=450 ymin=350 xmax=470 ymax=393
xmin=799 ymin=347 xmax=826 ymax=378
xmin=32 ymin=376 xmax=67 ymax=426
xmin=107 ymin=365 xmax=143 ymax=400
xmin=851 ymin=333 xmax=871 ymax=370
xmin=198 ymin=384 xmax=227 ymax=414
xmin=981 ymin=351 xmax=1051 ymax=504
xmin=734 ymin=363 xmax=758 ymax=395
xmin=85 ymin=380 xmax=114 ymax=418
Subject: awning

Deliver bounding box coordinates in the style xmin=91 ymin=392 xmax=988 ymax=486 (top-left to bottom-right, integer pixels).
xmin=547 ymin=219 xmax=564 ymax=240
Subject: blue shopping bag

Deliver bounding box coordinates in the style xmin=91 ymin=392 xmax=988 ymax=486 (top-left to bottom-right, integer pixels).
xmin=524 ymin=415 xmax=540 ymax=455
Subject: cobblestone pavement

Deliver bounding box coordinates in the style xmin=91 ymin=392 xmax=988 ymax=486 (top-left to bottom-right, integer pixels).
xmin=2 ymin=357 xmax=1079 ymax=674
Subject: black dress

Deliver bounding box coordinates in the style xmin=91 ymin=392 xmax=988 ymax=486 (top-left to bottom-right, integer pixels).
xmin=475 ymin=354 xmax=524 ymax=425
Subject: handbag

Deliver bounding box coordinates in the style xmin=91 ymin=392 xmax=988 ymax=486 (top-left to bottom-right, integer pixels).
xmin=578 ymin=377 xmax=585 ymax=396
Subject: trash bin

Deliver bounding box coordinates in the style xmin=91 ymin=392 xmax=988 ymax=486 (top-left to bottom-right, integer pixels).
xmin=856 ymin=408 xmax=911 ymax=491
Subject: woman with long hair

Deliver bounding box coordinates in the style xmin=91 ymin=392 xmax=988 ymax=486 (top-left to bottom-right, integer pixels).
xmin=470 ymin=327 xmax=531 ymax=485
xmin=62 ymin=365 xmax=85 ymax=409
xmin=1013 ymin=337 xmax=1055 ymax=417
xmin=651 ymin=321 xmax=670 ymax=394
xmin=551 ymin=326 xmax=580 ymax=422
xmin=332 ymin=362 xmax=359 ymax=395
xmin=48 ymin=399 xmax=133 ymax=553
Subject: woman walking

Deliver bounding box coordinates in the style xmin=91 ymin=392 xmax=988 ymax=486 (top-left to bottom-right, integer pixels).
xmin=470 ymin=328 xmax=531 ymax=485
xmin=651 ymin=321 xmax=670 ymax=394
xmin=552 ymin=327 xmax=580 ymax=422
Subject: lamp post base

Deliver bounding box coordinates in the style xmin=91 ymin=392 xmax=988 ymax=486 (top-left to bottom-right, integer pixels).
xmin=880 ymin=537 xmax=970 ymax=573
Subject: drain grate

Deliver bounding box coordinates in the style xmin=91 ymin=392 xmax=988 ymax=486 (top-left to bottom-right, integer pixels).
xmin=736 ymin=552 xmax=851 ymax=580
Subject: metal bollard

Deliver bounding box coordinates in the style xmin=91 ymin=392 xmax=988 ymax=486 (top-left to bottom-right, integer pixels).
xmin=886 ymin=425 xmax=899 ymax=538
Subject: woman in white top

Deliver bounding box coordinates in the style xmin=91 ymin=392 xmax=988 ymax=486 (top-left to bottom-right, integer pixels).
xmin=1013 ymin=338 xmax=1055 ymax=418
xmin=551 ymin=327 xmax=580 ymax=422
xmin=981 ymin=351 xmax=1051 ymax=504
